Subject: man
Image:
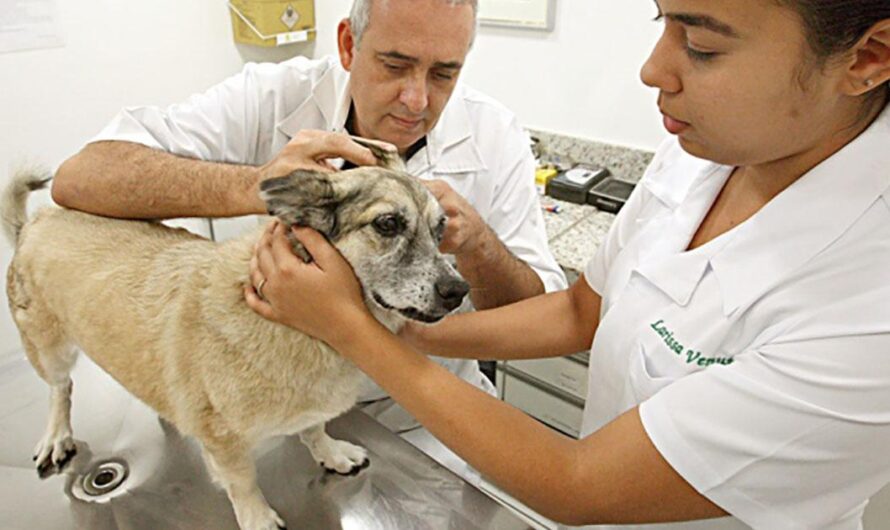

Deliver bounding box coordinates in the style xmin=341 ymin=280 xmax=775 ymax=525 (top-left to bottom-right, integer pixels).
xmin=52 ymin=0 xmax=566 ymax=482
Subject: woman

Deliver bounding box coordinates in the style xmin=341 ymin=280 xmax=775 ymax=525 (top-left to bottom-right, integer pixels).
xmin=246 ymin=0 xmax=890 ymax=527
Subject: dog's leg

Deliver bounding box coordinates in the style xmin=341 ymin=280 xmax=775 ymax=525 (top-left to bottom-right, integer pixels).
xmin=34 ymin=376 xmax=77 ymax=478
xmin=17 ymin=330 xmax=78 ymax=478
xmin=299 ymin=424 xmax=369 ymax=475
xmin=10 ymin=282 xmax=79 ymax=477
xmin=201 ymin=435 xmax=286 ymax=530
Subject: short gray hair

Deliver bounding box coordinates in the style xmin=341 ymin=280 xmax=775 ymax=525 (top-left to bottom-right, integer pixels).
xmin=349 ymin=0 xmax=478 ymax=46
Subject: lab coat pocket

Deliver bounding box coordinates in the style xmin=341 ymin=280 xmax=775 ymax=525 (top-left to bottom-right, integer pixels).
xmin=628 ymin=342 xmax=676 ymax=403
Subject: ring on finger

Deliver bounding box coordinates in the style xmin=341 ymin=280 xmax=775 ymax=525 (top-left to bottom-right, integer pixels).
xmin=256 ymin=278 xmax=268 ymax=301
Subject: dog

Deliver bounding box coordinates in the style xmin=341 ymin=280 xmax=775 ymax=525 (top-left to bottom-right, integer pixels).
xmin=2 ymin=148 xmax=469 ymax=530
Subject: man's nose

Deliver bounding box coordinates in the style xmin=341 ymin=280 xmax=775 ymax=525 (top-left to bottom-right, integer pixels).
xmin=400 ymin=75 xmax=429 ymax=115
xmin=435 ymin=277 xmax=470 ymax=311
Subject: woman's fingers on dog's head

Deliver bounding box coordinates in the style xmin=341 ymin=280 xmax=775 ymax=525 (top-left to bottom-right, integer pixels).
xmin=249 ymin=262 xmax=266 ymax=294
xmin=268 ymin=222 xmax=293 ymax=259
xmin=290 ymin=227 xmax=335 ymax=265
xmin=255 ymin=233 xmax=279 ymax=278
xmin=243 ymin=286 xmax=274 ymax=318
xmin=258 ymin=220 xmax=277 ymax=250
xmin=249 ymin=254 xmax=260 ymax=280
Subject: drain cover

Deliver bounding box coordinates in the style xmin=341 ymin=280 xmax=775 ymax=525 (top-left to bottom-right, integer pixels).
xmin=82 ymin=459 xmax=129 ymax=496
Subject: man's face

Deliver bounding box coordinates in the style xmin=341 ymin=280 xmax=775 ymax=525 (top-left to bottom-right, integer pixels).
xmin=338 ymin=0 xmax=475 ymax=154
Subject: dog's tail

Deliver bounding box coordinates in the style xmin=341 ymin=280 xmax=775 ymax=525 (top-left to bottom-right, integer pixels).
xmin=1 ymin=166 xmax=52 ymax=247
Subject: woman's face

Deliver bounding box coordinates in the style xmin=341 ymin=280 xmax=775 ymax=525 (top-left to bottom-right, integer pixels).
xmin=641 ymin=0 xmax=858 ymax=167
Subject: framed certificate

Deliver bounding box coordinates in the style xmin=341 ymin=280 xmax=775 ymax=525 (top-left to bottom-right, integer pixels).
xmin=478 ymin=0 xmax=556 ymax=31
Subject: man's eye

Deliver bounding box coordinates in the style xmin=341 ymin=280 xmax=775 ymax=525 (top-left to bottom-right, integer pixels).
xmin=373 ymin=214 xmax=405 ymax=237
xmin=384 ymin=63 xmax=405 ymax=72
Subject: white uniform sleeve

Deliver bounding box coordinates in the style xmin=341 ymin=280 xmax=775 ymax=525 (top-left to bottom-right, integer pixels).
xmin=488 ymin=118 xmax=566 ymax=292
xmin=639 ymin=287 xmax=890 ymax=529
xmin=91 ymin=63 xmax=267 ymax=165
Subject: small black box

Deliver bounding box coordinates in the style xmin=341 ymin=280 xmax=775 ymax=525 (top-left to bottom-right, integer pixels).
xmin=546 ymin=166 xmax=610 ymax=204
xmin=586 ymin=176 xmax=635 ymax=213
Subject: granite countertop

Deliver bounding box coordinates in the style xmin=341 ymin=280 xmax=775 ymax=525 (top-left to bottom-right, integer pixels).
xmin=541 ymin=198 xmax=617 ymax=274
xmin=529 ymin=129 xmax=654 ymax=275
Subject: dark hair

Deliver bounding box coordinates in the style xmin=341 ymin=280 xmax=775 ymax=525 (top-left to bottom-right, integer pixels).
xmin=778 ymin=1 xmax=890 ymax=108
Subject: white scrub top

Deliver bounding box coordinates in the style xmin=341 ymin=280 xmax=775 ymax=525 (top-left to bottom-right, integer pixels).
xmin=580 ymin=104 xmax=890 ymax=530
xmin=90 ymin=55 xmax=566 ymax=426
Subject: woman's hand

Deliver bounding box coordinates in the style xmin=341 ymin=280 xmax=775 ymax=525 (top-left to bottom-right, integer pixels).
xmin=244 ymin=221 xmax=374 ymax=347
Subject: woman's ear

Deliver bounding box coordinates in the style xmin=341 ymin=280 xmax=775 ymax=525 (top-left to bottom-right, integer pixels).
xmin=842 ymin=19 xmax=890 ymax=96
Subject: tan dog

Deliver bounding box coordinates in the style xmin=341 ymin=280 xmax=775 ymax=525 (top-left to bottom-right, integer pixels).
xmin=2 ymin=158 xmax=468 ymax=530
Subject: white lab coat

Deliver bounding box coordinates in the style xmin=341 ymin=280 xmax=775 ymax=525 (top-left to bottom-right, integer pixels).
xmin=577 ymin=103 xmax=890 ymax=529
xmin=92 ymin=55 xmax=567 ymax=482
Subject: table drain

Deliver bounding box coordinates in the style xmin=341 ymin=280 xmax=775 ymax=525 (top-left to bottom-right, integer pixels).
xmin=82 ymin=459 xmax=128 ymax=496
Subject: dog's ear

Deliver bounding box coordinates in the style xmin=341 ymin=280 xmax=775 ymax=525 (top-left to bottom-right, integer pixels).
xmin=259 ymin=170 xmax=356 ymax=239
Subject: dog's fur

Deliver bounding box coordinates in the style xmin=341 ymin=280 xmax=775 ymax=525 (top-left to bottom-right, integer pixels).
xmin=2 ymin=157 xmax=467 ymax=530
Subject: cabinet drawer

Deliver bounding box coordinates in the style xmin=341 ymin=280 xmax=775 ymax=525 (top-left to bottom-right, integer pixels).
xmin=501 ymin=373 xmax=582 ymax=438
xmin=508 ymin=357 xmax=588 ymax=401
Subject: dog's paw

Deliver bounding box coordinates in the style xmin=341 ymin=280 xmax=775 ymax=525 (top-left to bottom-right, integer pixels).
xmin=318 ymin=440 xmax=369 ymax=476
xmin=235 ymin=503 xmax=286 ymax=530
xmin=33 ymin=434 xmax=77 ymax=478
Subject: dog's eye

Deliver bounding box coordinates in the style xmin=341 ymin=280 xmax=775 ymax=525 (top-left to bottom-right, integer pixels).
xmin=372 ymin=214 xmax=405 ymax=237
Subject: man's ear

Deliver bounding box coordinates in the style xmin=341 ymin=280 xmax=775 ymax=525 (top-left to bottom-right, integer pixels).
xmin=337 ymin=19 xmax=356 ymax=72
xmin=259 ymin=170 xmax=357 ymax=239
xmin=842 ymin=19 xmax=890 ymax=96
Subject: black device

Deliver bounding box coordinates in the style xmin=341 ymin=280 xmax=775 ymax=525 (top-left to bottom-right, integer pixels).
xmin=546 ymin=165 xmax=610 ymax=204
xmin=586 ymin=176 xmax=636 ymax=213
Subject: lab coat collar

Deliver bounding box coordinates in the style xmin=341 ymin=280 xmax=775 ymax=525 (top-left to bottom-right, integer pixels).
xmin=277 ymin=58 xmax=352 ymax=139
xmin=635 ymin=245 xmax=715 ymax=306
xmin=276 ymin=61 xmax=485 ymax=175
xmin=642 ymin=143 xmax=720 ymax=210
xmin=711 ymin=104 xmax=890 ymax=317
xmin=411 ymin=85 xmax=487 ymax=175
xmin=633 ymin=165 xmax=734 ymax=307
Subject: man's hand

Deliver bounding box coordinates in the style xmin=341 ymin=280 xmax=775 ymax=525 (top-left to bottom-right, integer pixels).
xmin=247 ymin=131 xmax=381 ymax=213
xmin=424 ymin=179 xmax=496 ymax=259
xmin=424 ymin=179 xmax=545 ymax=309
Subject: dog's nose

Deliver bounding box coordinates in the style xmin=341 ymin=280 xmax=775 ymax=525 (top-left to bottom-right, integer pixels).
xmin=435 ymin=278 xmax=470 ymax=311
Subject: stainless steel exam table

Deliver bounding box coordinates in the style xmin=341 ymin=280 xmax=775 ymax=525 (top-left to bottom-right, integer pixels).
xmin=0 ymin=350 xmax=531 ymax=529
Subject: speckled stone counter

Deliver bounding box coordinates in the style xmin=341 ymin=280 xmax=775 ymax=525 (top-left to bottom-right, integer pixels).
xmin=529 ymin=129 xmax=654 ymax=184
xmin=542 ymin=200 xmax=616 ymax=274
xmin=530 ymin=130 xmax=655 ymax=274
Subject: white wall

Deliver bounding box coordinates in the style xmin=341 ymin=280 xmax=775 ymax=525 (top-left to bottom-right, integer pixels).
xmin=0 ymin=0 xmax=312 ymax=357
